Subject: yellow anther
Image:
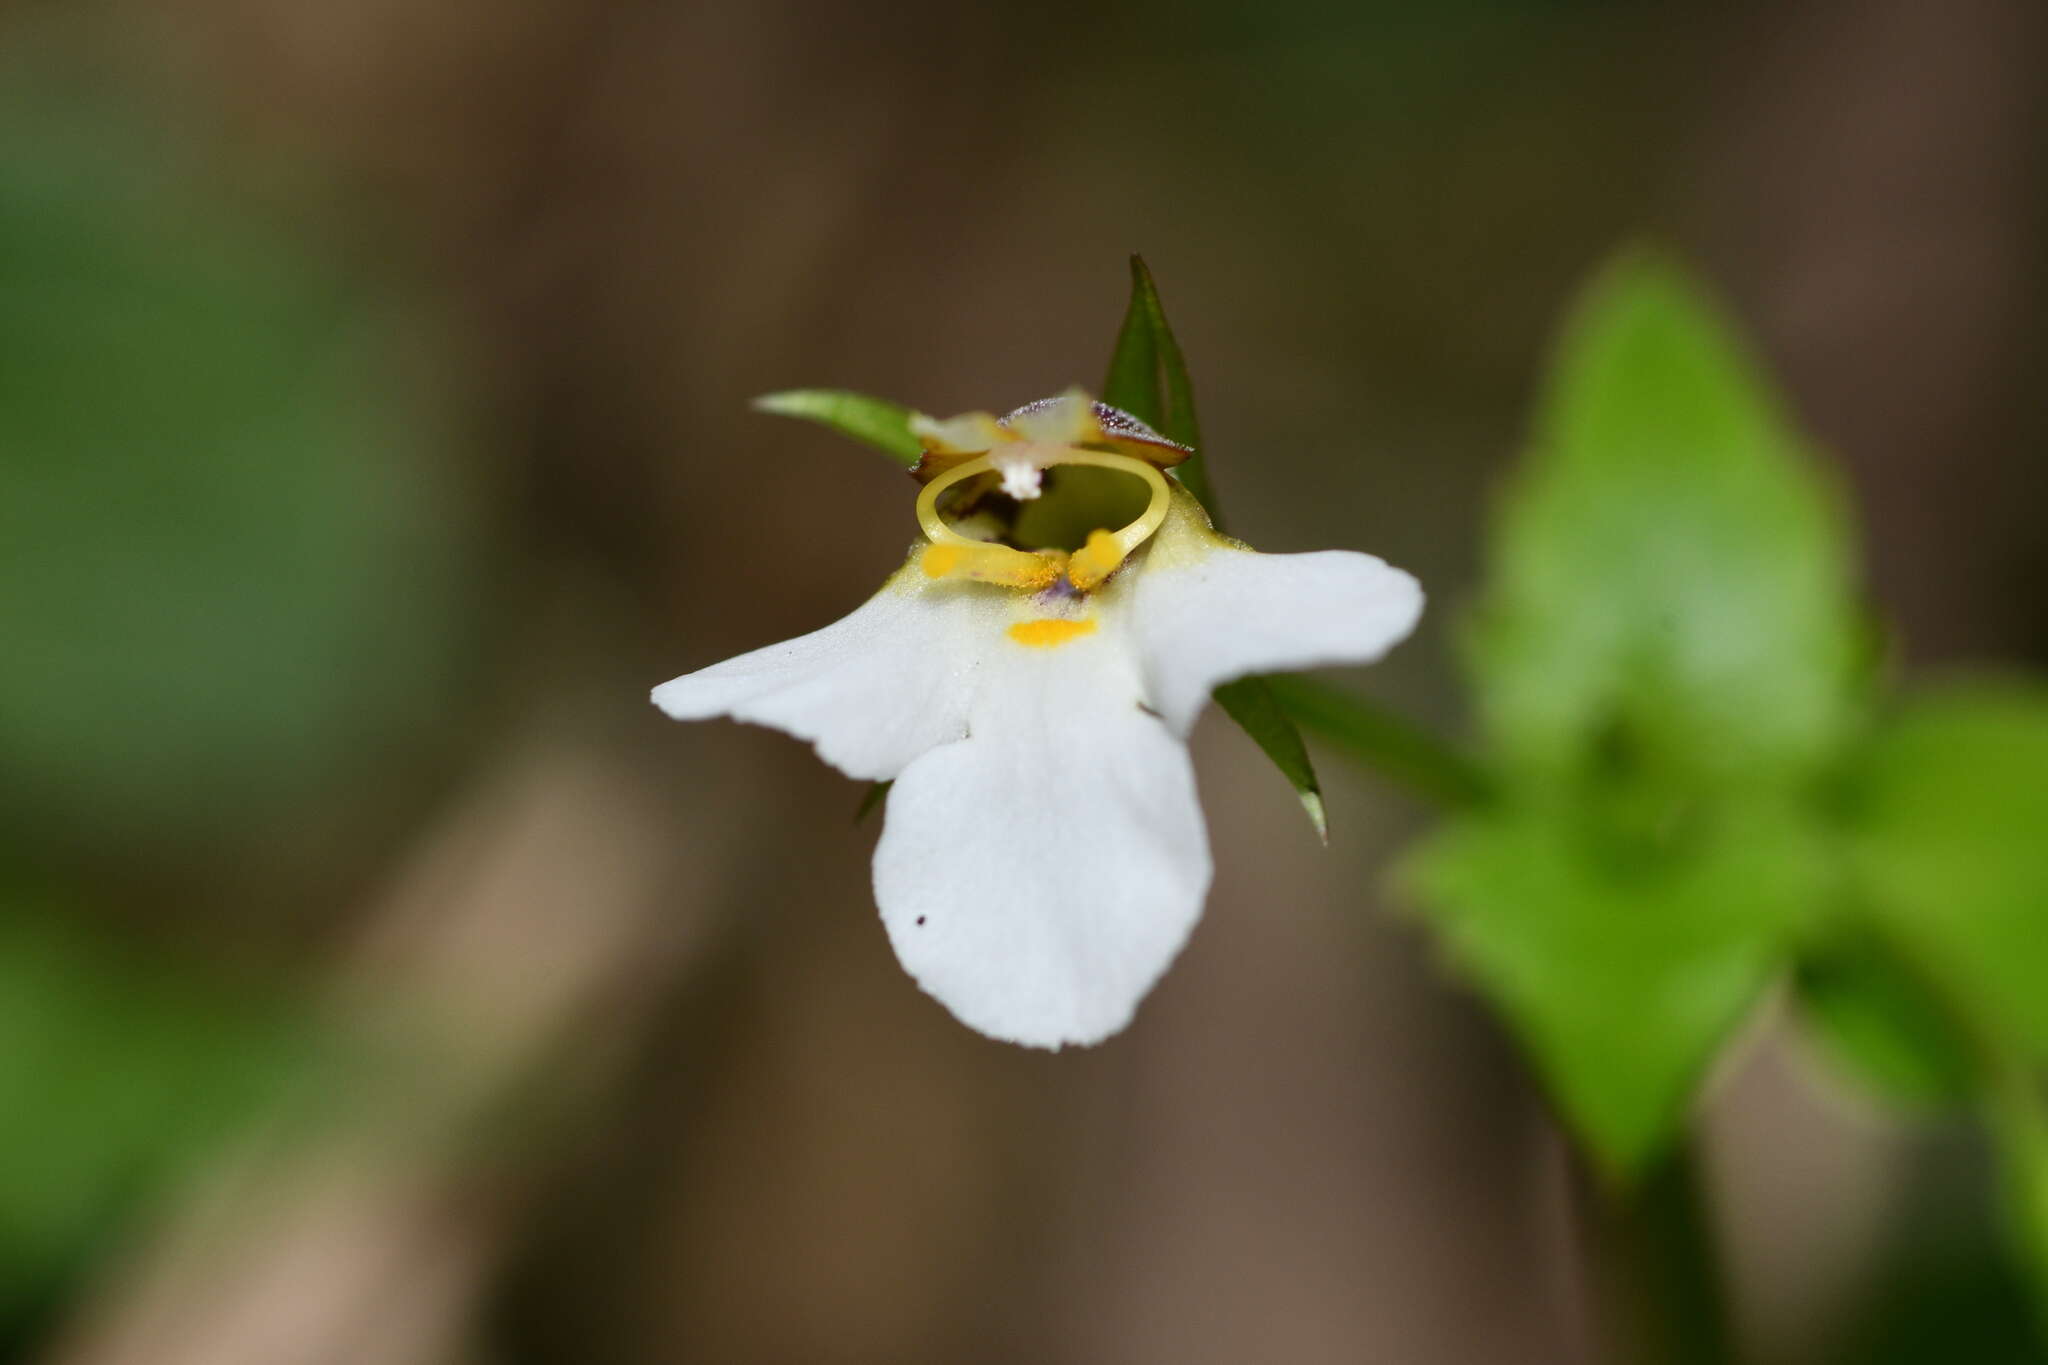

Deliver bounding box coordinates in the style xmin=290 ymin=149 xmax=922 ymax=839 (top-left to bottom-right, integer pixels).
xmin=1007 ymin=617 xmax=1098 ymax=649
xmin=920 ymin=543 xmax=962 ymax=578
xmin=922 ymin=540 xmax=1063 ymax=590
xmin=1066 ymin=528 xmax=1127 ymax=592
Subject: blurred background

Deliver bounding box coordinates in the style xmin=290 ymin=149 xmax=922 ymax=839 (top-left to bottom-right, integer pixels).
xmin=1 ymin=0 xmax=2043 ymax=1361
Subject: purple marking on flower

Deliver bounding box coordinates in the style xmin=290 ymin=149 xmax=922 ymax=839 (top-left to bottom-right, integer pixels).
xmin=998 ymin=396 xmax=1190 ymax=456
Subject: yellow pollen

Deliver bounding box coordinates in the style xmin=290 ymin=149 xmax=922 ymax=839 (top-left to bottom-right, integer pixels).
xmin=996 ymin=553 xmax=1065 ymax=592
xmin=1066 ymin=528 xmax=1127 ymax=592
xmin=922 ymin=540 xmax=1063 ymax=590
xmin=1007 ymin=617 xmax=1097 ymax=649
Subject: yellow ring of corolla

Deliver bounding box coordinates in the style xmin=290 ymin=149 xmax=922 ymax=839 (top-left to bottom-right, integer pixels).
xmin=914 ymin=448 xmax=1171 ymax=592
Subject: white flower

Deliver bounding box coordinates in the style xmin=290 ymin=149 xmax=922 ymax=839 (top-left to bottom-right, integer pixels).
xmin=653 ymin=392 xmax=1422 ymax=1048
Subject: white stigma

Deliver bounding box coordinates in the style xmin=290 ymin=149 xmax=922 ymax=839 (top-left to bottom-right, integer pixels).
xmin=990 ymin=447 xmax=1045 ymax=501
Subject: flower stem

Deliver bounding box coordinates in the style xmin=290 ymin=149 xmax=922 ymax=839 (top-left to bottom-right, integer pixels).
xmin=1265 ymin=676 xmax=1492 ymax=810
xmin=1984 ymin=1059 xmax=2048 ymax=1337
xmin=1574 ymin=1141 xmax=1737 ymax=1365
xmin=1847 ymin=920 xmax=2048 ymax=1345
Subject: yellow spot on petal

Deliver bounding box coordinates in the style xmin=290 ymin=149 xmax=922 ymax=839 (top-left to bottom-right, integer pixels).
xmin=1067 ymin=528 xmax=1127 ymax=592
xmin=1007 ymin=617 xmax=1098 ymax=649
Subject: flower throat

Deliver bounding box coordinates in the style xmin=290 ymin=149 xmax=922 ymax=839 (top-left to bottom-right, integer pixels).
xmin=916 ymin=448 xmax=1171 ymax=594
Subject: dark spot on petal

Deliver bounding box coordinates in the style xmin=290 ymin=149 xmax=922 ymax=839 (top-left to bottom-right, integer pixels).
xmin=916 ymin=916 xmax=927 ymax=926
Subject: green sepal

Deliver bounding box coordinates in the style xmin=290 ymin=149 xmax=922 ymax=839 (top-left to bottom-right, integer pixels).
xmin=752 ymin=389 xmax=922 ymax=466
xmin=854 ymin=780 xmax=890 ymax=824
xmin=1214 ymin=677 xmax=1326 ymax=842
xmin=1102 ymin=255 xmax=1217 ymax=517
xmin=1102 ymin=257 xmax=1330 ymax=836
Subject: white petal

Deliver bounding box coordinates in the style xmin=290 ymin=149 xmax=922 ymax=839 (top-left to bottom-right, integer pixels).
xmin=1132 ymin=544 xmax=1424 ymax=735
xmin=873 ymin=627 xmax=1210 ymax=1048
xmin=651 ymin=558 xmax=994 ymax=781
xmin=909 ymin=410 xmax=1008 ymax=455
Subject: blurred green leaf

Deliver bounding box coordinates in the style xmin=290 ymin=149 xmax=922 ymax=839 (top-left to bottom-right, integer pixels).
xmin=752 ymin=389 xmax=922 ymax=465
xmin=1794 ymin=930 xmax=1976 ymax=1110
xmin=1469 ymin=248 xmax=1860 ymax=791
xmin=1101 ymin=254 xmax=1217 ymax=515
xmin=0 ymin=103 xmax=469 ymax=850
xmin=1846 ymin=685 xmax=2048 ymax=1059
xmin=1986 ymin=1066 xmax=2048 ymax=1342
xmin=1407 ymin=806 xmax=1823 ymax=1179
xmin=1828 ymin=682 xmax=2048 ymax=1334
xmin=1409 ymin=250 xmax=1866 ymax=1174
xmin=1214 ymin=677 xmax=1326 ymax=842
xmin=0 ymin=908 xmax=295 ymax=1311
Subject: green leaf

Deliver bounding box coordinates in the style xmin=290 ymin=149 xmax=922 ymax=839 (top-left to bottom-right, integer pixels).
xmin=0 ymin=100 xmax=470 ymax=852
xmin=1470 ymin=248 xmax=1861 ymax=791
xmin=1101 ymin=255 xmax=1217 ymax=517
xmin=1846 ymin=684 xmax=2048 ymax=1059
xmin=752 ymin=389 xmax=922 ymax=465
xmin=1407 ymin=804 xmax=1824 ymax=1179
xmin=0 ymin=908 xmax=297 ymax=1310
xmin=1830 ymin=682 xmax=2048 ymax=1330
xmin=1987 ymin=1067 xmax=2048 ymax=1336
xmin=1267 ymin=675 xmax=1491 ymax=809
xmin=1214 ymin=677 xmax=1326 ymax=842
xmin=1794 ymin=929 xmax=1976 ymax=1109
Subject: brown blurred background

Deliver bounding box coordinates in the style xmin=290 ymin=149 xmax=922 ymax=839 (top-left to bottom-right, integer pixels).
xmin=1 ymin=0 xmax=2042 ymax=1362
